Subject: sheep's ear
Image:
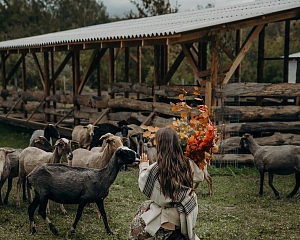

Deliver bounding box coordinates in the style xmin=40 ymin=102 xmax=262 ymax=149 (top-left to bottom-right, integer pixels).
xmin=5 ymin=149 xmax=15 ymax=154
xmin=99 ymin=133 xmax=113 ymax=140
xmin=94 ymin=125 xmax=98 ymax=128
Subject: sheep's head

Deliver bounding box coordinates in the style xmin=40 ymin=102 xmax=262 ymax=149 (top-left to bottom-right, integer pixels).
xmin=102 ymin=135 xmax=124 ymax=152
xmin=54 ymin=138 xmax=73 ymax=161
xmin=114 ymin=147 xmax=140 ymax=166
xmin=85 ymin=124 xmax=97 ymax=140
xmin=240 ymin=133 xmax=252 ymax=151
xmin=44 ymin=124 xmax=60 ymax=139
xmin=30 ymin=136 xmax=53 ymax=152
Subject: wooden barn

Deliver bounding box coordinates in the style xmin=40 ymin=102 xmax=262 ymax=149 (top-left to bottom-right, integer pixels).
xmin=0 ymin=0 xmax=300 ymax=164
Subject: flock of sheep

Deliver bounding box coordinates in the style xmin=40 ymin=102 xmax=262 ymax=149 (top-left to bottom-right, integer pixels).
xmin=0 ymin=122 xmax=145 ymax=236
xmin=2 ymin=120 xmax=299 ymax=237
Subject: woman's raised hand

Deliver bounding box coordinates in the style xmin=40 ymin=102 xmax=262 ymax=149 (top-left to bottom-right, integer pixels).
xmin=140 ymin=153 xmax=148 ymax=163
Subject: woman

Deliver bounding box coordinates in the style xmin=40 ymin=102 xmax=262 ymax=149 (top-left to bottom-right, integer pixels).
xmin=129 ymin=127 xmax=203 ymax=240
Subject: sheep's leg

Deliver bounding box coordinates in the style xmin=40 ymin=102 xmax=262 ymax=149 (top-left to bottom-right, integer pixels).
xmin=38 ymin=198 xmax=58 ymax=235
xmin=28 ymin=194 xmax=40 ymax=234
xmin=268 ymin=173 xmax=280 ymax=199
xmin=258 ymin=171 xmax=265 ymax=196
xmin=287 ymin=172 xmax=300 ymax=198
xmin=68 ymin=202 xmax=87 ymax=236
xmin=59 ymin=204 xmax=67 ymax=214
xmin=0 ymin=180 xmax=5 ymax=206
xmin=22 ymin=178 xmax=27 ymax=201
xmin=204 ymin=170 xmax=213 ymax=196
xmin=27 ymin=180 xmax=32 ymax=204
xmin=96 ymin=199 xmax=113 ymax=235
xmin=3 ymin=178 xmax=12 ymax=205
xmin=16 ymin=177 xmax=23 ymax=207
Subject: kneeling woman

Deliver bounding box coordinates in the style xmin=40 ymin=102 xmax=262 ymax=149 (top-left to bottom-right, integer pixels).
xmin=129 ymin=127 xmax=203 ymax=240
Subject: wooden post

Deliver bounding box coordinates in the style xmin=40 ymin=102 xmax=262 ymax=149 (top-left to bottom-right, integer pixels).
xmin=73 ymin=50 xmax=80 ymax=126
xmin=96 ymin=58 xmax=101 ymax=112
xmin=125 ymin=47 xmax=130 ymax=98
xmin=284 ymin=20 xmax=290 ymax=83
xmin=51 ymin=52 xmax=57 ymax=122
xmin=22 ymin=53 xmax=27 ymax=118
xmin=1 ymin=54 xmax=7 ymax=113
xmin=210 ymin=35 xmax=218 ymax=108
xmin=205 ymin=81 xmax=212 ymax=114
xmin=44 ymin=52 xmax=50 ymax=122
xmin=153 ymin=45 xmax=160 ymax=102
xmin=109 ymin=48 xmax=115 ymax=99
xmin=137 ymin=46 xmax=142 ymax=99
xmin=235 ymin=29 xmax=242 ymax=83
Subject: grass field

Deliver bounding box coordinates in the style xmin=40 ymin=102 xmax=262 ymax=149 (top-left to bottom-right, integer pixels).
xmin=0 ymin=123 xmax=300 ymax=239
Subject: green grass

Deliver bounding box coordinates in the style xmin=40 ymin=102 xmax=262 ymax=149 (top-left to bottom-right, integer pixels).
xmin=0 ymin=123 xmax=300 ymax=239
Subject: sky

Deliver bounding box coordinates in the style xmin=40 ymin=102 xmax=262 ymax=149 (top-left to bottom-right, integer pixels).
xmin=103 ymin=0 xmax=255 ymax=17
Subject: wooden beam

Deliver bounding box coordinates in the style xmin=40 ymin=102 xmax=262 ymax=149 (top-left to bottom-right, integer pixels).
xmin=283 ymin=19 xmax=290 ymax=83
xmin=161 ymin=50 xmax=185 ymax=85
xmin=6 ymin=55 xmax=23 ymax=84
xmin=78 ymin=49 xmax=98 ymax=93
xmin=181 ymin=43 xmax=204 ymax=84
xmin=93 ymin=108 xmax=110 ymax=125
xmin=49 ymin=51 xmax=73 ymax=88
xmin=222 ymin=25 xmax=265 ymax=85
xmin=32 ymin=53 xmax=45 ymax=89
xmin=78 ymin=48 xmax=107 ymax=94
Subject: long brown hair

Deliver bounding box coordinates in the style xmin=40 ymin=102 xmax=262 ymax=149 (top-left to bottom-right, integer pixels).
xmin=155 ymin=127 xmax=193 ymax=201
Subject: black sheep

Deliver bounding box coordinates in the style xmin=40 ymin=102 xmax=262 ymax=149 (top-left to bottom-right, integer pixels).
xmin=27 ymin=147 xmax=139 ymax=236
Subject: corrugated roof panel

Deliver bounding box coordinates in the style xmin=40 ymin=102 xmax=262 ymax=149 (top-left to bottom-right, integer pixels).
xmin=0 ymin=0 xmax=299 ymax=49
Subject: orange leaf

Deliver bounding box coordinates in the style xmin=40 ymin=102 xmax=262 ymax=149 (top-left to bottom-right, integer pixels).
xmin=179 ymin=132 xmax=187 ymax=138
xmin=143 ymin=131 xmax=151 ymax=137
xmin=170 ymin=102 xmax=175 ymax=106
xmin=181 ymin=112 xmax=188 ymax=118
xmin=194 ymin=86 xmax=199 ymax=90
xmin=172 ymin=106 xmax=179 ymax=112
xmin=154 ymin=127 xmax=160 ymax=132
xmin=179 ymin=94 xmax=184 ymax=101
xmin=193 ymin=91 xmax=199 ymax=95
xmin=149 ymin=134 xmax=156 ymax=139
xmin=148 ymin=126 xmax=156 ymax=132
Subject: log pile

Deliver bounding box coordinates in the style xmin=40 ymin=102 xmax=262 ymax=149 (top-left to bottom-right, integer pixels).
xmin=1 ymin=82 xmax=300 ymax=166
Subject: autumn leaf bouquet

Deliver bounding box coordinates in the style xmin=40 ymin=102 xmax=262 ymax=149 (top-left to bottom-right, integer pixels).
xmin=168 ymin=87 xmax=219 ymax=170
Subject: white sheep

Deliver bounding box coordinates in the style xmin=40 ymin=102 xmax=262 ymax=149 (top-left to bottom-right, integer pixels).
xmin=72 ymin=124 xmax=97 ymax=150
xmin=16 ymin=138 xmax=73 ymax=213
xmin=70 ymin=133 xmax=124 ymax=169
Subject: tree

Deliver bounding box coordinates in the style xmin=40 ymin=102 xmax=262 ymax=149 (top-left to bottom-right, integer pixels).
xmin=127 ymin=0 xmax=179 ymax=18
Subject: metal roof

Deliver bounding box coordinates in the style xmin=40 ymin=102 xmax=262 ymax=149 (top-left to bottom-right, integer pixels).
xmin=0 ymin=0 xmax=299 ymax=50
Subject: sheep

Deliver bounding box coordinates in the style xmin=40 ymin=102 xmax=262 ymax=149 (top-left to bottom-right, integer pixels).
xmin=0 ymin=137 xmax=55 ymax=207
xmin=27 ymin=147 xmax=140 ymax=236
xmin=71 ymin=133 xmax=124 ymax=169
xmin=29 ymin=124 xmax=60 ymax=146
xmin=71 ymin=124 xmax=97 ymax=150
xmin=29 ymin=136 xmax=53 ymax=152
xmin=0 ymin=148 xmax=17 ymax=206
xmin=89 ymin=122 xmax=126 ymax=149
xmin=16 ymin=138 xmax=73 ymax=210
xmin=240 ymin=133 xmax=300 ymax=199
